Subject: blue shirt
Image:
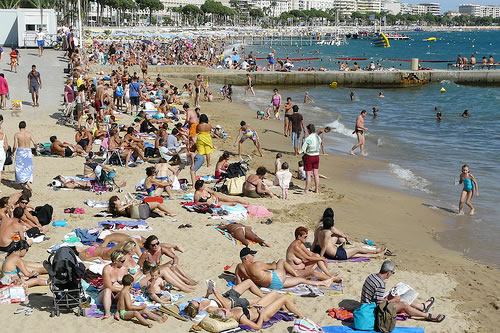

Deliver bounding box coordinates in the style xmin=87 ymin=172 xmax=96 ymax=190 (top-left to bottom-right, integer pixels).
xmin=129 ymin=82 xmax=140 ymax=97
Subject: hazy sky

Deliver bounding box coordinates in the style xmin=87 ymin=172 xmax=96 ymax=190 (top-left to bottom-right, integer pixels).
xmin=404 ymin=0 xmax=497 ymax=13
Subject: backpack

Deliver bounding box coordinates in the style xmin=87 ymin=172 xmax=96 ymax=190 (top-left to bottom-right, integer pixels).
xmin=375 ymin=301 xmax=397 ymax=332
xmin=353 ymin=302 xmax=376 ymax=331
xmin=115 ymin=86 xmax=123 ymax=97
xmin=292 ymin=317 xmax=324 ymax=333
xmin=43 ymin=247 xmax=85 ymax=287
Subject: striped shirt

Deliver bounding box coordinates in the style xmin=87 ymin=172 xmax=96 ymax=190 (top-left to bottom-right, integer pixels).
xmin=361 ymin=273 xmax=386 ymax=303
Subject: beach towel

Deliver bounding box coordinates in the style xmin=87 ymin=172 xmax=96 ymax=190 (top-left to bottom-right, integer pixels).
xmin=240 ymin=310 xmax=295 ymax=331
xmin=246 ymin=205 xmax=273 ymax=218
xmin=15 ymin=148 xmax=33 ymax=184
xmin=260 ymin=284 xmax=325 ymax=297
xmin=84 ymin=200 xmax=109 ymax=208
xmin=97 ymin=219 xmax=151 ymax=231
xmin=327 ymin=257 xmax=371 ymax=263
xmin=322 ymin=326 xmax=423 ymax=333
xmin=328 ymin=308 xmax=354 ymax=321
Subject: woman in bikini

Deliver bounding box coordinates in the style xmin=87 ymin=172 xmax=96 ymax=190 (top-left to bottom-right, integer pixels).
xmin=194 ymin=180 xmax=248 ymax=206
xmin=144 ymin=166 xmax=173 ymax=197
xmin=137 ymin=235 xmax=196 ymax=292
xmin=244 ymin=167 xmax=276 ymax=198
xmin=76 ymin=240 xmax=125 ymax=262
xmin=108 ymin=195 xmax=176 ymax=218
xmin=214 ymin=151 xmax=230 ymax=179
xmin=0 ymin=240 xmax=48 ymax=287
xmin=218 ymin=223 xmax=270 ymax=247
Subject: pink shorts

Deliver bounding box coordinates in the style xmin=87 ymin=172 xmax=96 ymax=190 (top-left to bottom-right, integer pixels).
xmin=303 ymin=155 xmax=319 ymax=172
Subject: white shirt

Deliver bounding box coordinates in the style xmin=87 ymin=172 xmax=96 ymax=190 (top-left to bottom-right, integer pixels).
xmin=36 ymin=32 xmax=45 ymax=42
xmin=241 ymin=61 xmax=248 ymax=70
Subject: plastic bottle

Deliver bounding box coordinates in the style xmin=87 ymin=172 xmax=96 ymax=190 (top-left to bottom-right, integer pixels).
xmin=362 ymin=238 xmax=375 ymax=246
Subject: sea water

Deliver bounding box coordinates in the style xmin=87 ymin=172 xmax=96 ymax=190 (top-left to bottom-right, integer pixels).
xmin=235 ymin=30 xmax=500 ymax=267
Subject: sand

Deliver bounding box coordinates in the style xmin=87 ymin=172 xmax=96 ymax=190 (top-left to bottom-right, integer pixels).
xmin=0 ymin=50 xmax=498 ymax=333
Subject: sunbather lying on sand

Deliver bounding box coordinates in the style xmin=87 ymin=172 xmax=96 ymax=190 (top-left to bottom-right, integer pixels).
xmin=194 ymin=180 xmax=248 ymax=206
xmin=217 ymin=222 xmax=270 ymax=247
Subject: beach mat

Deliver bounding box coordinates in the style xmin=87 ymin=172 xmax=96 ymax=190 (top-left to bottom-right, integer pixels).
xmin=327 ymin=257 xmax=371 ymax=263
xmin=323 ymin=326 xmax=424 ymax=333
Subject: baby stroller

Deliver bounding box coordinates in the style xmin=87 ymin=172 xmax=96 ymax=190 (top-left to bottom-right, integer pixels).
xmin=43 ymin=246 xmax=87 ymax=317
xmin=56 ymin=102 xmax=78 ymax=127
xmin=87 ymin=164 xmax=124 ymax=194
xmin=214 ymin=156 xmax=250 ymax=194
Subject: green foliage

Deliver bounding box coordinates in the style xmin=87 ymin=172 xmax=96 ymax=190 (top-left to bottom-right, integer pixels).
xmin=201 ymin=0 xmax=234 ymax=16
xmin=249 ymin=8 xmax=264 ymax=18
xmin=104 ymin=29 xmax=111 ymax=35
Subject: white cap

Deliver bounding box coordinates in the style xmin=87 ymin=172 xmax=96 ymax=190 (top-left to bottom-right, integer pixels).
xmin=216 ymin=125 xmax=222 ymax=129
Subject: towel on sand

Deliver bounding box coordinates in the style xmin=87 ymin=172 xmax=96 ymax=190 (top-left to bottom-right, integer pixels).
xmin=260 ymin=284 xmax=324 ymax=297
xmin=322 ymin=326 xmax=423 ymax=333
xmin=327 ymin=257 xmax=371 ymax=263
xmin=240 ymin=311 xmax=295 ymax=331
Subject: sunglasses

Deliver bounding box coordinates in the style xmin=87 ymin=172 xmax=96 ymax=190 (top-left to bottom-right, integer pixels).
xmin=119 ymin=259 xmax=126 ymax=263
xmin=20 ymin=201 xmax=29 ymax=204
xmin=151 ymin=242 xmax=160 ymax=247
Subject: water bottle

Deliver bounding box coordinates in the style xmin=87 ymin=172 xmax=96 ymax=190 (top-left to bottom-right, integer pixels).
xmin=362 ymin=238 xmax=375 ymax=246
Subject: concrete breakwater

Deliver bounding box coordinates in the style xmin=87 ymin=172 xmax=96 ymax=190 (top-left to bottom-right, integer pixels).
xmin=92 ymin=65 xmax=500 ymax=88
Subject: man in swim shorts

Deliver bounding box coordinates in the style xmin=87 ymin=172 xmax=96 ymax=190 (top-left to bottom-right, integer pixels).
xmin=349 ymin=110 xmax=368 ymax=156
xmin=50 ymin=135 xmax=86 ymax=157
xmin=184 ymin=103 xmax=199 ymax=148
xmin=194 ymin=74 xmax=202 ymax=108
xmin=235 ymin=247 xmax=334 ymax=290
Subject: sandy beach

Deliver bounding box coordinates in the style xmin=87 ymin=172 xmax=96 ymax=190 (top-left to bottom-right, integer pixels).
xmin=0 ymin=50 xmax=498 ymax=333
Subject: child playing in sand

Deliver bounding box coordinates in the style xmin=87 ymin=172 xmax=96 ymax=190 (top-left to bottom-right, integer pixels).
xmin=146 ymin=266 xmax=172 ymax=305
xmin=275 ymin=162 xmax=292 ymax=200
xmin=297 ymin=160 xmax=329 ymax=181
xmin=257 ymin=110 xmax=265 ymax=120
xmin=457 ymin=164 xmax=479 ymax=215
xmin=117 ymin=274 xmax=167 ymax=327
xmin=274 ymin=153 xmax=282 ymax=174
xmin=264 ymin=103 xmax=273 ymax=120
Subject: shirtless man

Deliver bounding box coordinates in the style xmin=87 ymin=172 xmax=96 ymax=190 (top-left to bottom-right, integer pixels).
xmin=235 ymin=247 xmax=334 ymax=290
xmin=184 ymin=103 xmax=199 ymax=148
xmin=13 ymin=121 xmax=37 ymax=190
xmin=283 ymin=97 xmax=293 ymax=136
xmin=0 ymin=208 xmax=29 ymax=253
xmin=98 ymin=249 xmax=128 ymax=319
xmin=286 ymin=226 xmax=338 ymax=281
xmin=349 ymin=110 xmax=368 ymax=156
xmin=50 ymin=135 xmax=86 ymax=157
xmin=194 ymin=74 xmax=202 ymax=108
xmin=312 ymin=217 xmax=385 ymax=261
xmin=316 ymin=126 xmax=331 ymax=155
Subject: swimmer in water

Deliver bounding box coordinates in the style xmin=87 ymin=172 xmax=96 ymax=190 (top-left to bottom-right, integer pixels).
xmin=457 ymin=164 xmax=478 ymax=215
xmin=378 ymin=92 xmax=385 ymax=98
xmin=461 ymin=109 xmax=470 ymax=118
xmin=304 ymin=91 xmax=314 ymax=104
xmin=372 ymin=107 xmax=379 ymax=118
xmin=350 ymin=91 xmax=354 ymax=101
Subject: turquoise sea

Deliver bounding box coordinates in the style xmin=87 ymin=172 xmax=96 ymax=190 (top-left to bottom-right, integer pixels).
xmin=238 ymin=30 xmax=500 ymax=267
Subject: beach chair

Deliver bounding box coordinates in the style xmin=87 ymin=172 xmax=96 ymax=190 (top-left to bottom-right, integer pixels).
xmin=99 ymin=137 xmax=124 ymax=166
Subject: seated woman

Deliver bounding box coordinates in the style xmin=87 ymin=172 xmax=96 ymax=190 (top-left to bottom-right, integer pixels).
xmin=244 ymin=167 xmax=276 ymax=198
xmin=108 ymin=195 xmax=176 ymax=218
xmin=137 ymin=235 xmax=196 ymax=293
xmin=123 ymin=127 xmax=147 ymax=155
xmin=217 ymin=223 xmax=270 ymax=247
xmin=98 ymin=250 xmax=128 ymax=319
xmin=215 ymin=151 xmax=230 ymax=179
xmin=194 ymin=180 xmax=248 ymax=206
xmin=0 ymin=240 xmax=48 ymax=287
xmin=138 ymin=111 xmax=157 ymax=133
xmin=144 ymin=166 xmax=173 ymax=197
xmin=212 ymin=291 xmax=306 ymax=330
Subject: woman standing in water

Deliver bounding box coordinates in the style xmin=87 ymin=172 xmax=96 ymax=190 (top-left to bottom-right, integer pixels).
xmin=458 ymin=164 xmax=479 ymax=215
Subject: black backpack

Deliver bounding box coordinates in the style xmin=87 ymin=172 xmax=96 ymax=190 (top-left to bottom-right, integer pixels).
xmin=43 ymin=247 xmax=85 ymax=287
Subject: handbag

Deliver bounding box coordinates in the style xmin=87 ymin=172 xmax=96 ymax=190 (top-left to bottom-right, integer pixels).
xmin=292 ymin=317 xmax=324 ymax=333
xmin=353 ymin=302 xmax=376 ymax=331
xmin=227 ymin=176 xmax=245 ymax=195
xmin=130 ymin=203 xmax=150 ymax=219
xmin=4 ymin=146 xmax=12 ymax=166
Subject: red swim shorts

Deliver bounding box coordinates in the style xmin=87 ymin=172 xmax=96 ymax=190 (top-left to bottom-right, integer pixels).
xmin=303 ymin=154 xmax=319 ymax=172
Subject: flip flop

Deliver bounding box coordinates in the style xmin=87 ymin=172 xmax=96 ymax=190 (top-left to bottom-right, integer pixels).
xmin=14 ymin=307 xmax=30 ymax=314
xmin=423 ymin=297 xmax=435 ymax=313
xmin=427 ymin=313 xmax=445 ymax=322
xmin=25 ymin=309 xmax=33 ymax=316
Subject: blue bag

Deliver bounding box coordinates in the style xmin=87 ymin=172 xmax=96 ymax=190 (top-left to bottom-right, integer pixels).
xmin=353 ymin=303 xmax=376 ymax=331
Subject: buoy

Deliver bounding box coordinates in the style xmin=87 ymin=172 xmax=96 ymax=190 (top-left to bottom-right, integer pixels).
xmin=329 ymin=82 xmax=338 ymax=88
xmin=440 ymin=87 xmax=446 ymax=93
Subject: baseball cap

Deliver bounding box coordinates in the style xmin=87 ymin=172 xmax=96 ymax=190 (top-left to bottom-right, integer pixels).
xmin=240 ymin=247 xmax=257 ymax=258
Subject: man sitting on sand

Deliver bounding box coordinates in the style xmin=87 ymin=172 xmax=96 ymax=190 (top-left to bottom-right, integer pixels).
xmin=235 ymin=247 xmax=335 ymax=290
xmin=50 ymin=135 xmax=86 ymax=157
xmin=286 ymin=226 xmax=338 ymax=281
xmin=312 ymin=217 xmax=386 ymax=260
xmin=0 ymin=208 xmax=30 ymax=252
xmin=361 ymin=260 xmax=445 ymax=323
xmin=117 ymin=274 xmax=167 ymax=327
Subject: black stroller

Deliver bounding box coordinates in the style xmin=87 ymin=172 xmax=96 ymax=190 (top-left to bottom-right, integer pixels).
xmin=43 ymin=246 xmax=87 ymax=317
xmin=214 ymin=157 xmax=250 ymax=194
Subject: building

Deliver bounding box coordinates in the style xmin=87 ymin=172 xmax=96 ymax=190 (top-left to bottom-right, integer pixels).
xmin=0 ymin=9 xmax=57 ymax=47
xmin=459 ymin=4 xmax=500 ymax=18
xmin=251 ymin=0 xmax=292 ymax=16
xmin=419 ymin=2 xmax=440 ymax=15
xmin=445 ymin=10 xmax=462 ymax=17
xmin=382 ymin=0 xmax=401 ymax=14
xmin=334 ymin=0 xmax=357 ymax=16
xmin=356 ymin=0 xmax=382 ymax=13
xmin=411 ymin=4 xmax=426 ymax=15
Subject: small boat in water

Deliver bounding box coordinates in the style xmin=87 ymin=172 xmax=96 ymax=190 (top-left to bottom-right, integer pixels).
xmin=385 ymin=33 xmax=410 ymax=40
xmin=423 ymin=37 xmax=437 ymax=42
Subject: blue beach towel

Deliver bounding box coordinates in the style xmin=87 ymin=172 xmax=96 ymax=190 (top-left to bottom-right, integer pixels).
xmin=322 ymin=326 xmax=424 ymax=333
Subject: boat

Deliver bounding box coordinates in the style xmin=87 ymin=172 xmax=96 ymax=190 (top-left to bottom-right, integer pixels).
xmin=423 ymin=37 xmax=436 ymax=42
xmin=385 ymin=33 xmax=410 ymax=40
xmin=316 ymin=37 xmax=349 ymax=46
xmin=373 ymin=33 xmax=390 ymax=48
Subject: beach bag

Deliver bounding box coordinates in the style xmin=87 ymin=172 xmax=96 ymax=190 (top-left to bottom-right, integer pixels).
xmin=144 ymin=146 xmax=156 ymax=158
xmin=227 ymin=176 xmax=245 ymax=195
xmin=4 ymin=147 xmax=12 ymax=166
xmin=353 ymin=302 xmax=376 ymax=331
xmin=292 ymin=317 xmax=324 ymax=333
xmin=375 ymin=301 xmax=397 ymax=332
xmin=130 ymin=203 xmax=150 ymax=219
xmin=199 ymin=314 xmax=239 ymax=333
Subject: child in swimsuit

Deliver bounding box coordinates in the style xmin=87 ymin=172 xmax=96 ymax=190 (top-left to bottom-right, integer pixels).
xmin=117 ymin=274 xmax=166 ymax=327
xmin=146 ymin=266 xmax=172 ymax=304
xmin=458 ymin=164 xmax=479 ymax=215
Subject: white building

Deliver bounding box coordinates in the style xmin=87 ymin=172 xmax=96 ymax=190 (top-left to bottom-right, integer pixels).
xmin=445 ymin=10 xmax=462 ymax=17
xmin=382 ymin=0 xmax=401 ymax=14
xmin=251 ymin=0 xmax=292 ymax=16
xmin=460 ymin=4 xmax=500 ymax=18
xmin=0 ymin=9 xmax=57 ymax=47
xmin=334 ymin=0 xmax=357 ymax=16
xmin=411 ymin=4 xmax=426 ymax=15
xmin=419 ymin=2 xmax=440 ymax=15
xmin=356 ymin=0 xmax=382 ymax=13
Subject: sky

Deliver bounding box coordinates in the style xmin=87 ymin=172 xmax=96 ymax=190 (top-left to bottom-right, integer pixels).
xmin=404 ymin=0 xmax=498 ymax=13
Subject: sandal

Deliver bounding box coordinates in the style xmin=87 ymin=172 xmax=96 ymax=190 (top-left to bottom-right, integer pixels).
xmin=422 ymin=297 xmax=435 ymax=313
xmin=427 ymin=313 xmax=445 ymax=322
xmin=14 ymin=307 xmax=30 ymax=314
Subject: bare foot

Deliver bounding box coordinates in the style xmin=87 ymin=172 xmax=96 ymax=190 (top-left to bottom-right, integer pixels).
xmin=147 ymin=323 xmax=153 ymax=328
xmin=320 ymin=277 xmax=336 ymax=287
xmin=158 ymin=315 xmax=168 ymax=323
xmin=469 ymin=208 xmax=475 ymax=215
xmin=361 ymin=152 xmax=367 ymax=156
xmin=457 ymin=210 xmax=464 ymax=216
xmin=169 ymin=213 xmax=177 ymax=217
xmin=349 ymin=150 xmax=354 ymax=155
xmin=102 ymin=314 xmax=111 ymax=320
